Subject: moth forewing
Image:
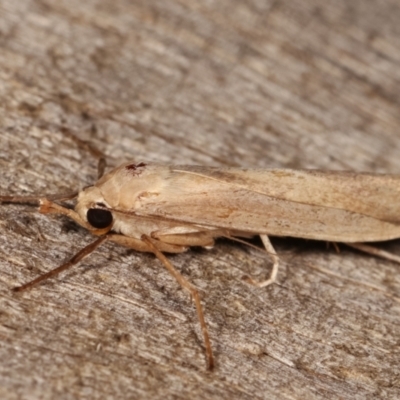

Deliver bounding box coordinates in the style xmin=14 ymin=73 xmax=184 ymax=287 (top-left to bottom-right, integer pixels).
xmin=92 ymin=163 xmax=400 ymax=242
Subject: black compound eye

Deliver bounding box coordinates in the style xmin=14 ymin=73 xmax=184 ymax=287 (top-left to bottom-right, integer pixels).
xmin=87 ymin=208 xmax=113 ymax=229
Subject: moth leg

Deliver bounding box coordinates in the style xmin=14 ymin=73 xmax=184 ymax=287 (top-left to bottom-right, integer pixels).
xmin=108 ymin=233 xmax=188 ymax=253
xmin=141 ymin=235 xmax=214 ymax=371
xmin=106 ymin=234 xmax=213 ymax=368
xmin=345 ymin=242 xmax=400 ymax=264
xmin=242 ymin=234 xmax=280 ymax=288
xmin=153 ymin=231 xmax=215 ymax=247
xmin=13 ymin=236 xmax=108 ymax=292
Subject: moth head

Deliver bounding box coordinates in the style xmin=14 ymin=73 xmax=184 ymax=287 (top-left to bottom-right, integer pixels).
xmin=75 ymin=186 xmax=114 ymax=231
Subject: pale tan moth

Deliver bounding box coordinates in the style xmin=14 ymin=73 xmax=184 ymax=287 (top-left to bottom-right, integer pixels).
xmin=2 ymin=139 xmax=400 ymax=370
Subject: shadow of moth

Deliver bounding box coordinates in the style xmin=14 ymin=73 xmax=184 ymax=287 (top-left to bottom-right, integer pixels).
xmin=2 ymin=159 xmax=400 ymax=370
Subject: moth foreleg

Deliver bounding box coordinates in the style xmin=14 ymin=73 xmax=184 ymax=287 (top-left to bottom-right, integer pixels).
xmin=13 ymin=236 xmax=108 ymax=292
xmin=242 ymin=234 xmax=280 ymax=288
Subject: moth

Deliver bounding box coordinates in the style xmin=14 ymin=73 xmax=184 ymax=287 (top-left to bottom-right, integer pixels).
xmin=3 ymin=158 xmax=400 ymax=370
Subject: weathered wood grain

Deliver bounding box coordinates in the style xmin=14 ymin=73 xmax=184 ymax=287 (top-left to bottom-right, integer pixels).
xmin=1 ymin=0 xmax=400 ymax=399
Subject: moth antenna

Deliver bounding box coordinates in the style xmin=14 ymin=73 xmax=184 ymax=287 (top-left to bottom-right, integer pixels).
xmin=60 ymin=127 xmax=107 ymax=178
xmin=0 ymin=191 xmax=78 ymax=205
xmin=0 ymin=125 xmax=106 ymax=205
xmin=0 ymin=195 xmax=41 ymax=206
xmin=97 ymin=157 xmax=107 ymax=179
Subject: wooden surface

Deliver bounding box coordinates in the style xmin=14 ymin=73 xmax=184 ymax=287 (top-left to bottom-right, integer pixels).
xmin=1 ymin=0 xmax=400 ymax=399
